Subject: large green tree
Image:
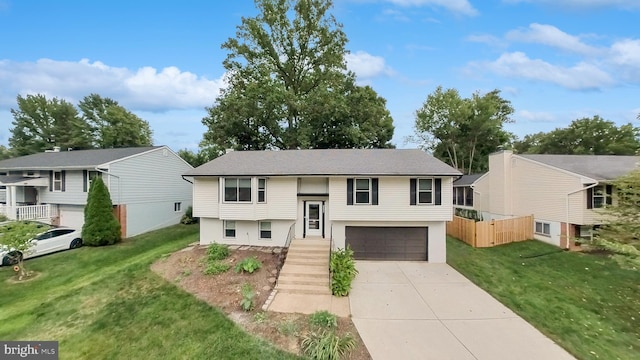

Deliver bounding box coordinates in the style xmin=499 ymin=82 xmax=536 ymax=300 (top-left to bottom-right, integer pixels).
xmin=78 ymin=94 xmax=153 ymax=148
xmin=592 ymin=167 xmax=640 ymax=268
xmin=82 ymin=177 xmax=121 ymax=246
xmin=412 ymin=86 xmax=514 ymax=174
xmin=201 ymin=0 xmax=394 ymax=151
xmin=513 ymin=116 xmax=640 ymax=155
xmin=9 ymin=94 xmax=92 ymax=155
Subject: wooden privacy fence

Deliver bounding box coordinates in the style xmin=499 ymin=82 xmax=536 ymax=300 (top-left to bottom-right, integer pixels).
xmin=447 ymin=215 xmax=534 ymax=248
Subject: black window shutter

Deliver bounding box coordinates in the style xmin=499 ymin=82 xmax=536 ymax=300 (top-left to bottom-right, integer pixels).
xmin=83 ymin=170 xmax=88 ymax=192
xmin=435 ymin=178 xmax=442 ymax=205
xmin=586 ymin=187 xmax=593 ymax=209
xmin=372 ymin=178 xmax=379 ymax=205
xmin=49 ymin=170 xmax=53 ymax=191
xmin=410 ymin=178 xmax=416 ymax=205
xmin=606 ymin=185 xmax=613 ymax=205
xmin=346 ymin=178 xmax=354 ymax=205
xmin=61 ymin=171 xmax=66 ymax=192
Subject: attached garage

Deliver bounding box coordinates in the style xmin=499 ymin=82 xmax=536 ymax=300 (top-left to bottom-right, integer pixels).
xmin=345 ymin=226 xmax=428 ymax=261
xmin=59 ymin=205 xmax=85 ymax=230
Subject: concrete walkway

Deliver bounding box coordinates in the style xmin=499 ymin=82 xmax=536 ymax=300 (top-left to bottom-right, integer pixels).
xmin=350 ymin=261 xmax=575 ymax=360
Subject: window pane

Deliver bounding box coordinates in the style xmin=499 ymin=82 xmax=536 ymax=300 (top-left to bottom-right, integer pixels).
xmin=355 ymin=191 xmax=369 ymax=204
xmin=260 ymin=230 xmax=272 ymax=239
xmin=258 ymin=191 xmax=265 ymax=203
xmin=355 ymin=179 xmax=369 ymax=190
xmin=54 ymin=172 xmax=61 ymax=180
xmin=258 ymin=178 xmax=266 ymax=189
xmin=239 ymin=178 xmax=251 ymax=188
xmin=465 ymin=188 xmax=473 ymax=206
xmin=456 ymin=189 xmax=464 ymax=205
xmin=225 ymin=229 xmax=236 ymax=237
xmin=54 ymin=182 xmax=62 ymax=191
xmin=419 ymin=179 xmax=432 ymax=191
xmin=225 ymin=178 xmax=238 ymax=188
xmin=535 ymin=222 xmax=542 ymax=233
xmin=419 ymin=192 xmax=432 ymax=204
xmin=225 ymin=221 xmax=235 ymax=229
xmin=225 ymin=187 xmax=237 ymax=201
xmin=238 ymin=187 xmax=251 ymax=201
xmin=260 ymin=222 xmax=271 ymax=231
xmin=593 ymin=187 xmax=604 ymax=196
xmin=593 ymin=197 xmax=604 ymax=208
xmin=543 ymin=223 xmax=550 ymax=235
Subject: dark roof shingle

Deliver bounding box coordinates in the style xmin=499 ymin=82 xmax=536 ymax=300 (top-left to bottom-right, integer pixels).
xmin=519 ymin=154 xmax=639 ymax=181
xmin=453 ymin=173 xmax=484 ymax=186
xmin=0 ymin=146 xmax=161 ymax=170
xmin=185 ymin=149 xmax=461 ymax=176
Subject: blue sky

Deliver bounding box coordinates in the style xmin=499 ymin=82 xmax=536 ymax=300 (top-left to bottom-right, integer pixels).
xmin=1 ymin=0 xmax=638 ymax=152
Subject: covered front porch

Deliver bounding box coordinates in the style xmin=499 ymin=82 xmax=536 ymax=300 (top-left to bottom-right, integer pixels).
xmin=0 ymin=175 xmax=57 ymax=222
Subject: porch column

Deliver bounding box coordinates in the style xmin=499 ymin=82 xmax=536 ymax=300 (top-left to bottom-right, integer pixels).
xmin=7 ymin=185 xmax=17 ymax=220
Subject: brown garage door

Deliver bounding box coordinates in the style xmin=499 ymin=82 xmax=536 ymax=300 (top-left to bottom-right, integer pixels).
xmin=345 ymin=227 xmax=428 ymax=261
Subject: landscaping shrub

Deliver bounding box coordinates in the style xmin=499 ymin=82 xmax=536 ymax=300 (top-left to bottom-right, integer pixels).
xmin=204 ymin=261 xmax=231 ymax=275
xmin=0 ymin=214 xmax=8 ymax=222
xmin=309 ymin=310 xmax=337 ymax=329
xmin=180 ymin=206 xmax=198 ymax=225
xmin=235 ymin=256 xmax=262 ymax=274
xmin=82 ymin=177 xmax=121 ymax=246
xmin=301 ymin=330 xmax=356 ymax=360
xmin=207 ymin=242 xmax=229 ymax=261
xmin=239 ymin=283 xmax=255 ymax=311
xmin=276 ymin=319 xmax=299 ymax=337
xmin=330 ymin=246 xmax=358 ymax=296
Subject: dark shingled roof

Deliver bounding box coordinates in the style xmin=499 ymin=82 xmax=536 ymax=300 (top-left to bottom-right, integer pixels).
xmin=185 ymin=149 xmax=462 ymax=177
xmin=519 ymin=154 xmax=640 ymax=181
xmin=453 ymin=173 xmax=484 ymax=186
xmin=0 ymin=146 xmax=162 ymax=170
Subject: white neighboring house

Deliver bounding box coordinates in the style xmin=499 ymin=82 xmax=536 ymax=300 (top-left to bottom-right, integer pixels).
xmin=0 ymin=146 xmax=193 ymax=238
xmin=184 ymin=149 xmax=461 ymax=263
xmin=469 ymin=150 xmax=639 ymax=248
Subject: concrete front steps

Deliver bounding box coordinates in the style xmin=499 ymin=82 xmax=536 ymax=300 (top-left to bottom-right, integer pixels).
xmin=276 ymin=238 xmax=331 ymax=295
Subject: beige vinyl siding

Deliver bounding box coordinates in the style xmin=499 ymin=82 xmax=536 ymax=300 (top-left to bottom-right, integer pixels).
xmin=193 ymin=178 xmax=219 ymax=218
xmin=488 ymin=152 xmax=512 ymax=215
xmin=329 ymin=176 xmax=454 ymax=222
xmin=298 ymin=177 xmax=329 ymax=194
xmin=219 ymin=177 xmax=297 ymax=221
xmin=199 ymin=218 xmax=294 ymax=247
xmin=473 ymin=174 xmax=490 ymax=212
xmin=510 ymin=156 xmax=590 ymax=224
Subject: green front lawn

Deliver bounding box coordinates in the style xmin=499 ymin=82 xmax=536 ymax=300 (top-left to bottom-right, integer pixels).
xmin=447 ymin=236 xmax=639 ymax=360
xmin=0 ymin=225 xmax=298 ymax=360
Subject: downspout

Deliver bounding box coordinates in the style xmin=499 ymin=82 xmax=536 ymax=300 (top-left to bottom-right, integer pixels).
xmin=565 ymin=183 xmax=598 ymax=249
xmin=94 ymin=168 xmax=121 ymax=206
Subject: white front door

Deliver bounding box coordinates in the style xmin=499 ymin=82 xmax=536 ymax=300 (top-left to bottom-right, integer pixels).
xmin=305 ymin=201 xmax=323 ymax=237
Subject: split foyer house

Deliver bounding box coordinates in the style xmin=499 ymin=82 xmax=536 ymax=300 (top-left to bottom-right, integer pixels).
xmin=0 ymin=146 xmax=193 ymax=237
xmin=465 ymin=150 xmax=639 ymax=248
xmin=184 ymin=149 xmax=461 ymax=263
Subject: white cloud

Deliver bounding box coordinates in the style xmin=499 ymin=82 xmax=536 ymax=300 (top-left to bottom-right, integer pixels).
xmin=466 ymin=34 xmax=508 ymax=48
xmin=506 ymin=23 xmax=600 ymax=55
xmin=345 ymin=51 xmax=394 ymax=79
xmin=503 ymin=0 xmax=640 ymax=9
xmin=471 ymin=52 xmax=614 ymax=90
xmin=516 ymin=110 xmax=556 ymax=122
xmin=384 ymin=0 xmax=478 ymax=16
xmin=0 ymin=58 xmax=225 ymax=111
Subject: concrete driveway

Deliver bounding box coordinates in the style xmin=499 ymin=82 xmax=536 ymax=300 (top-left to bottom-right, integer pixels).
xmin=349 ymin=261 xmax=574 ymax=360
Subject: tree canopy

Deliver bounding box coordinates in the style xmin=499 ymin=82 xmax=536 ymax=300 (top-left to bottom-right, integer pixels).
xmin=8 ymin=93 xmax=154 ymax=157
xmin=9 ymin=94 xmax=93 ymax=156
xmin=412 ymin=86 xmax=514 ymax=174
xmin=513 ymin=116 xmax=640 ymax=155
xmin=201 ymin=0 xmax=394 ymax=151
xmin=78 ymin=94 xmax=153 ymax=148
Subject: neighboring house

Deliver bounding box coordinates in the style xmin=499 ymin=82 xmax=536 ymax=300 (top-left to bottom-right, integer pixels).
xmin=184 ymin=149 xmax=461 ymax=263
xmin=471 ymin=150 xmax=639 ymax=248
xmin=453 ymin=173 xmax=484 ymax=209
xmin=0 ymin=146 xmax=193 ymax=238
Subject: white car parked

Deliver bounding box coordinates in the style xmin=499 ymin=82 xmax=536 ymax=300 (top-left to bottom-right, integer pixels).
xmin=1 ymin=227 xmax=83 ymax=266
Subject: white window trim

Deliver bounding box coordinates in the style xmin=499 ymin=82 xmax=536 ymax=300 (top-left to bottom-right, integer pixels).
xmin=257 ymin=178 xmax=267 ymax=203
xmin=85 ymin=170 xmax=102 ymax=192
xmin=535 ymin=221 xmax=551 ymax=237
xmin=354 ymin=178 xmax=372 ymax=205
xmin=223 ymin=177 xmax=252 ymax=203
xmin=591 ymin=185 xmax=611 ymax=209
xmin=259 ymin=221 xmax=272 ymax=239
xmin=52 ymin=171 xmax=63 ymax=192
xmin=224 ymin=220 xmax=236 ymax=238
xmin=417 ymin=178 xmax=434 ymax=205
xmin=174 ymin=202 xmax=182 ymax=212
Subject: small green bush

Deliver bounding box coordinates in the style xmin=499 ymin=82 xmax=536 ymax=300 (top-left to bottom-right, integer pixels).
xmin=0 ymin=214 xmax=8 ymax=222
xmin=180 ymin=206 xmax=198 ymax=224
xmin=301 ymin=330 xmax=356 ymax=360
xmin=239 ymin=283 xmax=255 ymax=311
xmin=309 ymin=310 xmax=338 ymax=329
xmin=235 ymin=256 xmax=262 ymax=274
xmin=204 ymin=261 xmax=231 ymax=275
xmin=253 ymin=312 xmax=268 ymax=324
xmin=330 ymin=246 xmax=358 ymax=297
xmin=82 ymin=177 xmax=121 ymax=246
xmin=276 ymin=319 xmax=299 ymax=337
xmin=207 ymin=243 xmax=230 ymax=261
